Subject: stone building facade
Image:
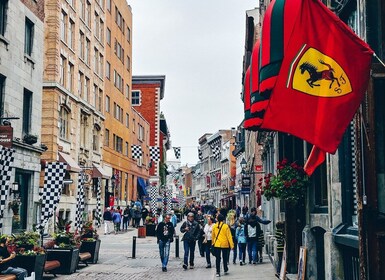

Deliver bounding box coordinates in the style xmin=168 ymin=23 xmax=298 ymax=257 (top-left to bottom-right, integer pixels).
xmin=0 ymin=0 xmax=45 ymax=233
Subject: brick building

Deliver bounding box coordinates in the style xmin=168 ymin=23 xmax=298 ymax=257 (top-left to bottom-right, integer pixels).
xmin=103 ymin=1 xmax=150 ymax=207
xmin=0 ymin=0 xmax=45 ymax=233
xmin=41 ymin=0 xmax=107 ymax=232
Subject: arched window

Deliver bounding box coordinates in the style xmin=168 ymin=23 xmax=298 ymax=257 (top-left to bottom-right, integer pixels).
xmin=59 ymin=106 xmax=70 ymax=139
xmin=93 ymin=123 xmax=101 ymax=152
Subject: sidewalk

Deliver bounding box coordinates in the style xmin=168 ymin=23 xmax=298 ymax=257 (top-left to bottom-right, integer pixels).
xmin=49 ymin=222 xmax=278 ymax=280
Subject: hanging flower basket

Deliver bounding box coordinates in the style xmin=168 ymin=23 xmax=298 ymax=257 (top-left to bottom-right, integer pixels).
xmin=259 ymin=158 xmax=310 ymax=204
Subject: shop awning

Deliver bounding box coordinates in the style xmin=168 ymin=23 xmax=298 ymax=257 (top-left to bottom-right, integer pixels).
xmin=92 ymin=163 xmax=110 ymax=179
xmin=58 ymin=152 xmax=81 ymax=172
xmin=137 ymin=177 xmax=148 ymax=197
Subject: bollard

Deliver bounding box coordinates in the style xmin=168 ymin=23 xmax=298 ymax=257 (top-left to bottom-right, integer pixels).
xmin=132 ymin=236 xmax=136 ymax=259
xmin=175 ymin=235 xmax=179 ymax=258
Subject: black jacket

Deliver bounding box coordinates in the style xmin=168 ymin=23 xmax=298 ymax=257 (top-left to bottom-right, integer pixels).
xmin=244 ymin=214 xmax=271 ymax=239
xmin=180 ymin=220 xmax=200 ymax=242
xmin=156 ymin=221 xmax=175 ymax=242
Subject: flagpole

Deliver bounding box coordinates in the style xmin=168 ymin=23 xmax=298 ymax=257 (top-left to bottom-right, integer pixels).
xmin=374 ymin=53 xmax=385 ymax=68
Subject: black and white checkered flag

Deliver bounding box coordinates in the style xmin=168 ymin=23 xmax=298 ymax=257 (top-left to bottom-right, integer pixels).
xmin=38 ymin=162 xmax=67 ymax=230
xmin=214 ymin=145 xmax=221 ymax=160
xmin=95 ymin=177 xmax=102 ymax=228
xmin=131 ymin=145 xmax=142 ymax=159
xmin=149 ymin=146 xmax=160 ymax=162
xmin=173 ymin=147 xmax=181 ymax=159
xmin=198 ymin=147 xmax=203 ymax=160
xmin=149 ymin=186 xmax=158 ymax=213
xmin=0 ymin=146 xmax=15 ymax=228
xmin=75 ymin=172 xmax=85 ymax=232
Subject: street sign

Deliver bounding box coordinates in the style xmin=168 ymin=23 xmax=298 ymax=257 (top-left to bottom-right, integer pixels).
xmin=241 ymin=177 xmax=251 ymax=187
xmin=241 ymin=187 xmax=250 ymax=194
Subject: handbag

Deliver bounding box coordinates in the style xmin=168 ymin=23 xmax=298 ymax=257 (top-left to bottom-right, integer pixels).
xmin=211 ymin=223 xmax=224 ymax=257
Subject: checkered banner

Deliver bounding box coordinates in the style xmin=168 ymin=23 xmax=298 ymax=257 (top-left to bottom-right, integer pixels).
xmin=95 ymin=177 xmax=102 ymax=228
xmin=177 ymin=193 xmax=186 ymax=209
xmin=149 ymin=186 xmax=159 ymax=213
xmin=131 ymin=145 xmax=142 ymax=159
xmin=38 ymin=162 xmax=67 ymax=230
xmin=0 ymin=146 xmax=15 ymax=229
xmin=214 ymin=145 xmax=221 ymax=160
xmin=149 ymin=146 xmax=160 ymax=162
xmin=75 ymin=172 xmax=85 ymax=232
xmin=166 ymin=189 xmax=173 ymax=213
xmin=173 ymin=147 xmax=181 ymax=159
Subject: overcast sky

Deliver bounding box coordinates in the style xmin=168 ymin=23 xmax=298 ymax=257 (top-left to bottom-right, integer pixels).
xmin=129 ymin=1 xmax=258 ymax=166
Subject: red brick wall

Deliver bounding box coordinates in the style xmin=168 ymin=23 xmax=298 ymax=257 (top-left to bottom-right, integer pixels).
xmin=21 ymin=0 xmax=45 ymax=21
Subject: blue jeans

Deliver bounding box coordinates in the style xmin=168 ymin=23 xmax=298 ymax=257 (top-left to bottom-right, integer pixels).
xmin=158 ymin=240 xmax=171 ymax=268
xmin=2 ymin=267 xmax=28 ymax=280
xmin=183 ymin=240 xmax=196 ymax=266
xmin=247 ymin=238 xmax=258 ymax=263
xmin=238 ymin=242 xmax=246 ymax=262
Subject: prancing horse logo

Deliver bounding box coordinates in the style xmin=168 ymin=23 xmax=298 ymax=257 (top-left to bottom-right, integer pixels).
xmin=299 ymin=60 xmax=341 ymax=89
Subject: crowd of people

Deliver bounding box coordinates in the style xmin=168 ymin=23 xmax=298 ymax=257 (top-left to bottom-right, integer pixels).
xmin=102 ymin=202 xmax=285 ymax=278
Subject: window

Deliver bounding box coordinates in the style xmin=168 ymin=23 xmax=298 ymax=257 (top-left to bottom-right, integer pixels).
xmin=126 ymin=56 xmax=130 ymax=71
xmin=94 ymin=48 xmax=99 ymax=75
xmin=69 ymin=19 xmax=75 ymax=49
xmin=94 ymin=12 xmax=99 ymax=39
xmin=78 ymin=72 xmax=84 ymax=97
xmin=99 ymin=53 xmax=103 ymax=77
xmin=60 ymin=10 xmax=67 ymax=42
xmin=114 ymin=40 xmax=123 ymax=61
xmin=60 ymin=55 xmax=67 ymax=86
xmin=24 ymin=17 xmax=34 ymax=56
xmin=22 ymin=89 xmax=32 ymax=135
xmin=100 ymin=19 xmax=104 ymax=42
xmin=127 ymin=26 xmax=130 ymax=43
xmin=80 ymin=114 xmax=88 ymax=147
xmin=59 ymin=106 xmax=69 ymax=139
xmin=79 ymin=31 xmax=84 ymax=59
xmin=105 ymin=95 xmax=110 ymax=112
xmin=85 ymin=77 xmax=90 ymax=102
xmin=113 ymin=70 xmax=123 ymax=91
xmin=139 ymin=125 xmax=144 ymax=141
xmin=106 ymin=0 xmax=111 ymax=12
xmin=125 ymin=84 xmax=129 ymax=99
xmin=0 ymin=75 xmax=5 ymax=117
xmin=125 ymin=142 xmax=128 ymax=156
xmin=106 ymin=28 xmax=111 ymax=45
xmin=113 ymin=135 xmax=123 ymax=153
xmin=131 ymin=90 xmax=141 ymax=105
xmin=80 ymin=0 xmax=85 ymax=21
xmin=68 ymin=62 xmax=74 ymax=91
xmin=85 ymin=0 xmax=91 ymax=26
xmin=106 ymin=61 xmax=110 ymax=79
xmin=85 ymin=38 xmax=90 ymax=65
xmin=93 ymin=84 xmax=97 ymax=108
xmin=0 ymin=0 xmax=8 ymax=36
xmin=93 ymin=126 xmax=100 ymax=152
xmin=67 ymin=0 xmax=74 ymax=7
xmin=98 ymin=89 xmax=103 ymax=112
xmin=125 ymin=113 xmax=129 ymax=128
xmin=104 ymin=128 xmax=109 ymax=146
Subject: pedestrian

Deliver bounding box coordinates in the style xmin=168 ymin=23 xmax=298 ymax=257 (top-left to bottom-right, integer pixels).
xmin=122 ymin=206 xmax=130 ymax=231
xmin=242 ymin=204 xmax=248 ymax=217
xmin=203 ymin=216 xmax=214 ymax=268
xmin=258 ymin=229 xmax=265 ymax=263
xmin=170 ymin=210 xmax=178 ymax=228
xmin=116 ymin=206 xmax=122 ymax=231
xmin=112 ymin=208 xmax=121 ymax=234
xmin=236 ymin=217 xmax=247 ymax=265
xmin=103 ymin=207 xmax=113 ymax=235
xmin=245 ymin=207 xmax=271 ymax=264
xmin=275 ymin=221 xmax=285 ymax=277
xmin=180 ymin=212 xmax=200 ymax=270
xmin=196 ymin=210 xmax=205 ymax=257
xmin=156 ymin=214 xmax=175 ymax=272
xmin=212 ymin=214 xmax=234 ymax=277
xmin=133 ymin=206 xmax=141 ymax=228
xmin=141 ymin=206 xmax=149 ymax=226
xmin=0 ymin=236 xmax=28 ymax=280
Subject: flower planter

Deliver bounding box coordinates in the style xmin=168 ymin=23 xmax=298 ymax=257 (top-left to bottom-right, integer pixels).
xmin=80 ymin=239 xmax=101 ymax=264
xmin=145 ymin=224 xmax=156 ymax=237
xmin=14 ymin=254 xmax=46 ymax=280
xmin=46 ymin=248 xmax=79 ymax=274
xmin=23 ymin=134 xmax=38 ymax=145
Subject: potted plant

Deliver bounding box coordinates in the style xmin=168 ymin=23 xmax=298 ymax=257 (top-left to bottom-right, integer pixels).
xmin=10 ymin=231 xmax=46 ymax=280
xmin=23 ymin=134 xmax=38 ymax=145
xmin=8 ymin=199 xmax=21 ymax=215
xmin=79 ymin=222 xmax=101 ymax=264
xmin=260 ymin=158 xmax=310 ymax=204
xmin=45 ymin=231 xmax=80 ymax=274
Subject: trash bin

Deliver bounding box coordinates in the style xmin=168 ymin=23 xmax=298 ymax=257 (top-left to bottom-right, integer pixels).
xmin=138 ymin=226 xmax=146 ymax=238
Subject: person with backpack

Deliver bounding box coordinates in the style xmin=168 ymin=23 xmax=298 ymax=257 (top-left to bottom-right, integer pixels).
xmin=112 ymin=208 xmax=122 ymax=234
xmin=180 ymin=212 xmax=201 ymax=270
xmin=236 ymin=217 xmax=247 ymax=265
xmin=244 ymin=207 xmax=271 ymax=264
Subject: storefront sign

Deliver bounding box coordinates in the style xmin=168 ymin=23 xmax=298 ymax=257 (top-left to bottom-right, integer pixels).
xmin=0 ymin=126 xmax=13 ymax=148
xmin=241 ymin=176 xmax=251 ymax=187
xmin=241 ymin=187 xmax=250 ymax=194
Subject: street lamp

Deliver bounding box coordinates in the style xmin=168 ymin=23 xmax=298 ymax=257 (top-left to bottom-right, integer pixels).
xmin=111 ymin=174 xmax=116 ymax=193
xmin=10 ymin=182 xmax=20 ymax=199
xmin=240 ymin=158 xmax=247 ymax=171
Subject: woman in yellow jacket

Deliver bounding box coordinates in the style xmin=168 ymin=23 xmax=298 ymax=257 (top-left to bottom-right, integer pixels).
xmin=212 ymin=214 xmax=234 ymax=277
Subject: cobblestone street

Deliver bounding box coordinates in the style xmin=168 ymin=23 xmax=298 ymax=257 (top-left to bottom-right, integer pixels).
xmin=46 ymin=224 xmax=278 ymax=280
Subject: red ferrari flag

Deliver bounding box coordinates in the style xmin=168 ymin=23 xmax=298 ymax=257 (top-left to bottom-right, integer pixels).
xmin=261 ymin=0 xmax=373 ymax=156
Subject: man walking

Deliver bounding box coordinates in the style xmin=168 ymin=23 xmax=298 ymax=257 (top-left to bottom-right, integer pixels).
xmin=180 ymin=212 xmax=200 ymax=270
xmin=103 ymin=207 xmax=113 ymax=235
xmin=156 ymin=214 xmax=175 ymax=272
